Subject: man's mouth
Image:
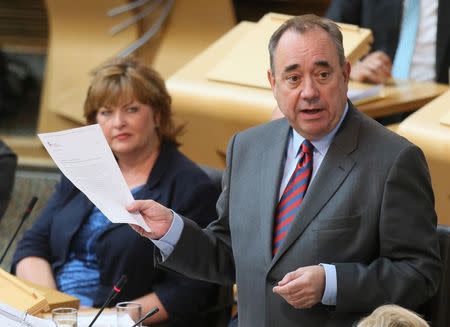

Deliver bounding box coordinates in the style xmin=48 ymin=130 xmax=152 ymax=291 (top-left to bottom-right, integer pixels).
xmin=299 ymin=108 xmax=322 ymax=114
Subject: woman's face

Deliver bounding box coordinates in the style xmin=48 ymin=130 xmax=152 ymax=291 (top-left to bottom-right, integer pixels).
xmin=96 ymin=99 xmax=160 ymax=157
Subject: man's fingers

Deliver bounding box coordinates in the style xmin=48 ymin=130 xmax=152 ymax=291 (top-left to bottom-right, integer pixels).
xmin=273 ymin=270 xmax=303 ymax=295
xmin=127 ymin=199 xmax=154 ymax=213
xmin=277 ymin=269 xmax=301 ymax=286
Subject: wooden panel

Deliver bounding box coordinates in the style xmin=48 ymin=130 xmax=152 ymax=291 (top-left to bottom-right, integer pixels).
xmin=38 ymin=0 xmax=235 ymax=129
xmin=38 ymin=0 xmax=139 ymax=130
xmin=0 ymin=0 xmax=48 ymax=49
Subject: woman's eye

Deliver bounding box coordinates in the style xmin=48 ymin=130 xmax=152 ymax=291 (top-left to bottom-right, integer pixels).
xmin=99 ymin=110 xmax=111 ymax=116
xmin=126 ymin=106 xmax=139 ymax=113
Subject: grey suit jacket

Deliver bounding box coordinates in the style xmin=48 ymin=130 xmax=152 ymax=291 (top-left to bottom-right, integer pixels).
xmin=161 ymin=104 xmax=441 ymax=327
xmin=326 ymin=0 xmax=450 ymax=84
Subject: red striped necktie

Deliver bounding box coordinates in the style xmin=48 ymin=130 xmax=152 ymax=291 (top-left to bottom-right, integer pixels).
xmin=273 ymin=140 xmax=313 ymax=256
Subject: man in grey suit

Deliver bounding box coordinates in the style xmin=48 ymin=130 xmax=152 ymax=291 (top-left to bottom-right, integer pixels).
xmin=128 ymin=15 xmax=441 ymax=327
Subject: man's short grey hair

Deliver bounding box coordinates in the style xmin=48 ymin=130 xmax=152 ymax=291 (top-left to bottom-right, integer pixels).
xmin=268 ymin=14 xmax=345 ymax=73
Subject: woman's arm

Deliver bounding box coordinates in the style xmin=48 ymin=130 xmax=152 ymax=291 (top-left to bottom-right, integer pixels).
xmin=133 ymin=292 xmax=169 ymax=325
xmin=16 ymin=256 xmax=57 ymax=289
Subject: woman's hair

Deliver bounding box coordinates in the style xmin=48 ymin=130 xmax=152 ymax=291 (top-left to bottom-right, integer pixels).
xmin=356 ymin=304 xmax=429 ymax=327
xmin=83 ymin=57 xmax=183 ymax=144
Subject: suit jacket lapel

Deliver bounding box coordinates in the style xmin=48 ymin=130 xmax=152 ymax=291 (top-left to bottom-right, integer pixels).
xmin=259 ymin=119 xmax=291 ymax=266
xmin=270 ymin=104 xmax=361 ymax=266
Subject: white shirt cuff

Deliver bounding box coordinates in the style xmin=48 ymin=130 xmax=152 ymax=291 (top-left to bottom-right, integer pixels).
xmin=151 ymin=211 xmax=184 ymax=261
xmin=320 ymin=263 xmax=337 ymax=306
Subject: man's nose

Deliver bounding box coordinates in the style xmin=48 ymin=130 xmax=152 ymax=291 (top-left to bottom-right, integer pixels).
xmin=300 ymin=77 xmax=319 ymax=102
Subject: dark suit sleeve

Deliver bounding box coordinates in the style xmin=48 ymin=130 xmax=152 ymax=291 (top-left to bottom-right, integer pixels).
xmin=152 ymin=167 xmax=229 ymax=319
xmin=11 ymin=177 xmax=67 ymax=272
xmin=334 ymin=145 xmax=442 ymax=312
xmin=325 ymin=0 xmax=363 ymax=24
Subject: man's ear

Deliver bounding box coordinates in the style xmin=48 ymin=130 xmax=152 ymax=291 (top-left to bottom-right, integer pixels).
xmin=268 ymin=69 xmax=276 ymax=90
xmin=343 ymin=61 xmax=351 ymax=84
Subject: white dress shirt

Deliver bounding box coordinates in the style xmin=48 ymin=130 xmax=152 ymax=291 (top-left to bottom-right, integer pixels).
xmin=409 ymin=0 xmax=438 ymax=81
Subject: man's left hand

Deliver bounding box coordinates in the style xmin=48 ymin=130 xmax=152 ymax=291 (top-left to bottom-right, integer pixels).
xmin=272 ymin=265 xmax=325 ymax=309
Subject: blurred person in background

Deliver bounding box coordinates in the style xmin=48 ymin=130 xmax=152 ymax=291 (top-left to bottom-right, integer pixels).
xmin=356 ymin=304 xmax=430 ymax=327
xmin=326 ymin=0 xmax=450 ymax=84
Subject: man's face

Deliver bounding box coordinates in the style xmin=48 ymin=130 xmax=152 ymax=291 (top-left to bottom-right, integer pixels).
xmin=268 ymin=28 xmax=350 ymax=140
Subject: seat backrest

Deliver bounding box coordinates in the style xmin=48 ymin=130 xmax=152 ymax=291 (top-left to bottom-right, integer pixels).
xmin=0 ymin=140 xmax=17 ymax=220
xmin=0 ymin=169 xmax=59 ymax=271
xmin=421 ymin=224 xmax=450 ymax=327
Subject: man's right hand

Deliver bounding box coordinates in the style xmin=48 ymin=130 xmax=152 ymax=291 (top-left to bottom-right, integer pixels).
xmin=127 ymin=200 xmax=174 ymax=240
xmin=350 ymin=50 xmax=392 ymax=84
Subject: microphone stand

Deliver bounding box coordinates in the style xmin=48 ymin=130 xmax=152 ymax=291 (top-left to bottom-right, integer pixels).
xmin=88 ymin=275 xmax=127 ymax=327
xmin=130 ymin=307 xmax=159 ymax=327
xmin=0 ymin=196 xmax=38 ymax=265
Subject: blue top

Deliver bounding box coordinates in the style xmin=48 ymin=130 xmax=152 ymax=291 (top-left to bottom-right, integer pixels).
xmin=56 ymin=186 xmax=142 ymax=306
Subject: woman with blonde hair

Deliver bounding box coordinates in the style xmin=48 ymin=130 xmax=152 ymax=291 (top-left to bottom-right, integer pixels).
xmin=357 ymin=304 xmax=430 ymax=327
xmin=13 ymin=57 xmax=225 ymax=326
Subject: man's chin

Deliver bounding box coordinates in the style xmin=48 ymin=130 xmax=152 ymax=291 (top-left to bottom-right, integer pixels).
xmin=294 ymin=124 xmax=330 ymax=140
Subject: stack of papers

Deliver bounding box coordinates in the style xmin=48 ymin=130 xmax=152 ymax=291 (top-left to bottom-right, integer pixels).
xmin=348 ymin=84 xmax=383 ymax=105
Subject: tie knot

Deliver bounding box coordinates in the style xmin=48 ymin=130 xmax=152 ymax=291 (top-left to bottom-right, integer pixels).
xmin=300 ymin=140 xmax=313 ymax=155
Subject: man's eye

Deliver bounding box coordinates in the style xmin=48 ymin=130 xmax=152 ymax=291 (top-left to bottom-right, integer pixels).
xmin=318 ymin=72 xmax=330 ymax=79
xmin=287 ymin=75 xmax=300 ymax=83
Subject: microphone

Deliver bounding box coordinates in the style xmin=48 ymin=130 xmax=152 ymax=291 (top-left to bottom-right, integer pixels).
xmin=130 ymin=306 xmax=159 ymax=327
xmin=88 ymin=274 xmax=127 ymax=327
xmin=0 ymin=196 xmax=38 ymax=265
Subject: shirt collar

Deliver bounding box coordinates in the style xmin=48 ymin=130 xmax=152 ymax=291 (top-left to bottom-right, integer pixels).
xmin=291 ymin=102 xmax=349 ymax=156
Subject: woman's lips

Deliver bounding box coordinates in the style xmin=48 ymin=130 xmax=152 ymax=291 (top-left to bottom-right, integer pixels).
xmin=114 ymin=133 xmax=131 ymax=140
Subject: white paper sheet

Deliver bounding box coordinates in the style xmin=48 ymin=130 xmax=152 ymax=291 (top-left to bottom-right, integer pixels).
xmin=348 ymin=84 xmax=383 ymax=103
xmin=77 ymin=311 xmax=119 ymax=327
xmin=0 ymin=303 xmax=54 ymax=327
xmin=38 ymin=124 xmax=150 ymax=232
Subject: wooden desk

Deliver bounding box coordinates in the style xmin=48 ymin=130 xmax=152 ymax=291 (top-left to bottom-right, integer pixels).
xmin=168 ymin=21 xmax=448 ymax=168
xmin=21 ymin=279 xmax=80 ymax=312
xmin=397 ymin=90 xmax=450 ymax=226
xmin=359 ymin=81 xmax=448 ymax=118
